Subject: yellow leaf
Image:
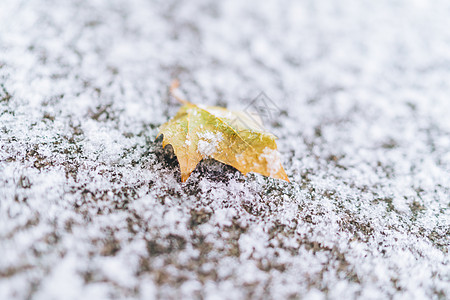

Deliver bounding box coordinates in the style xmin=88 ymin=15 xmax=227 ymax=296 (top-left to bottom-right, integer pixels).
xmin=157 ymin=82 xmax=289 ymax=183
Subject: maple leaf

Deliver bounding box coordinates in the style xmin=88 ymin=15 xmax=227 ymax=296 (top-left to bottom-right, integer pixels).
xmin=157 ymin=81 xmax=289 ymax=183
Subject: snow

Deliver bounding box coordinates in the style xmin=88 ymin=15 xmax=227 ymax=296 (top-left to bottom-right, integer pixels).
xmin=1 ymin=0 xmax=449 ymax=299
xmin=197 ymin=131 xmax=223 ymax=158
xmin=202 ymin=106 xmax=234 ymax=120
xmin=260 ymin=147 xmax=281 ymax=176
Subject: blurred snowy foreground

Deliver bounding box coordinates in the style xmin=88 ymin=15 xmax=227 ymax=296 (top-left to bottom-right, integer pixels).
xmin=0 ymin=0 xmax=449 ymax=299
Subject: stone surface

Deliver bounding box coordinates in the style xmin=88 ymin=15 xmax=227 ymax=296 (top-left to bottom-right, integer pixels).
xmin=0 ymin=0 xmax=449 ymax=299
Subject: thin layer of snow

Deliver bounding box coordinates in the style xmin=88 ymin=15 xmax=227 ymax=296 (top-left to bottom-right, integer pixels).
xmin=197 ymin=131 xmax=223 ymax=158
xmin=260 ymin=147 xmax=281 ymax=176
xmin=202 ymin=106 xmax=234 ymax=120
xmin=0 ymin=0 xmax=449 ymax=299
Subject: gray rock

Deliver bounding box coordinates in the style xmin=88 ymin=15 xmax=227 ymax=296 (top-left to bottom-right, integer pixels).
xmin=0 ymin=0 xmax=449 ymax=299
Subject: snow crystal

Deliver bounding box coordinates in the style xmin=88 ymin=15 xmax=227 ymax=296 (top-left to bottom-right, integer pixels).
xmin=204 ymin=106 xmax=235 ymax=120
xmin=260 ymin=147 xmax=281 ymax=176
xmin=0 ymin=0 xmax=449 ymax=299
xmin=197 ymin=131 xmax=223 ymax=158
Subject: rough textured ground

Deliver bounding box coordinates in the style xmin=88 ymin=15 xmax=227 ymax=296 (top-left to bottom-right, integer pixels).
xmin=0 ymin=0 xmax=449 ymax=299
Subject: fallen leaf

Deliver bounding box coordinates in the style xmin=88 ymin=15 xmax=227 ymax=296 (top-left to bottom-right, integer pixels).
xmin=157 ymin=81 xmax=289 ymax=182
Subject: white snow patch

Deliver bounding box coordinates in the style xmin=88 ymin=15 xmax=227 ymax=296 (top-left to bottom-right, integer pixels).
xmin=197 ymin=131 xmax=223 ymax=158
xmin=260 ymin=147 xmax=281 ymax=176
xmin=1 ymin=0 xmax=449 ymax=299
xmin=204 ymin=106 xmax=235 ymax=120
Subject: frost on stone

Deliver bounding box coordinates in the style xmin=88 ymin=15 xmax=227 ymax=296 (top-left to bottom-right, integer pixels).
xmin=196 ymin=131 xmax=223 ymax=158
xmin=1 ymin=0 xmax=449 ymax=299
